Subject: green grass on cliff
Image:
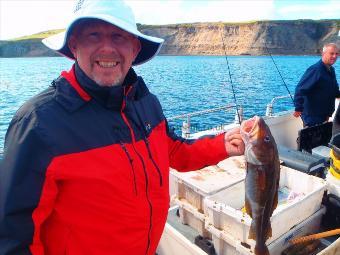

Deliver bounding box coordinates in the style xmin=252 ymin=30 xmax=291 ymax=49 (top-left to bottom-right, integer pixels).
xmin=10 ymin=29 xmax=65 ymax=41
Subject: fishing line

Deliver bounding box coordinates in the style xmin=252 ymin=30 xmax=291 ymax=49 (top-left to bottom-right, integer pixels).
xmin=220 ymin=24 xmax=241 ymax=125
xmin=264 ymin=43 xmax=294 ymax=103
xmin=264 ymin=43 xmax=305 ymax=125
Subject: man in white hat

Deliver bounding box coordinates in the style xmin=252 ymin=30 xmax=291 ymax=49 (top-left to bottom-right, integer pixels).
xmin=0 ymin=1 xmax=244 ymax=254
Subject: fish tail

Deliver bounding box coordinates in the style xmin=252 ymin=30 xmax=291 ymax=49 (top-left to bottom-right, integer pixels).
xmin=255 ymin=243 xmax=270 ymax=255
xmin=265 ymin=221 xmax=273 ymax=240
xmin=248 ymin=220 xmax=256 ymax=240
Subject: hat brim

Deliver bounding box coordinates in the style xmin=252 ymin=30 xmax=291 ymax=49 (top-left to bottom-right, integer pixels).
xmin=42 ymin=16 xmax=163 ymax=66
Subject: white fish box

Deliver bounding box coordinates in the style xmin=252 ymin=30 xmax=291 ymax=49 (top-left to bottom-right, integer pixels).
xmin=175 ymin=198 xmax=211 ymax=239
xmin=204 ymin=166 xmax=327 ymax=246
xmin=206 ymin=206 xmax=326 ymax=255
xmin=171 ymin=156 xmax=245 ymax=212
xmin=312 ymin=145 xmax=331 ymax=159
xmin=326 ymin=172 xmax=340 ymax=197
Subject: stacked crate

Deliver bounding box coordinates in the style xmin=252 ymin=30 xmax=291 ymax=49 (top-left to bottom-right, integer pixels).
xmin=205 ymin=206 xmax=326 ymax=255
xmin=171 ymin=156 xmax=246 ymax=238
xmin=204 ymin=166 xmax=328 ymax=255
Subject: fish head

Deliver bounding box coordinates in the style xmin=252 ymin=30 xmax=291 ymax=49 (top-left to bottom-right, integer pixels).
xmin=240 ymin=116 xmax=277 ymax=165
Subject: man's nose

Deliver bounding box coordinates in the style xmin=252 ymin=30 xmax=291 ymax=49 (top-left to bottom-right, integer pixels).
xmin=100 ymin=36 xmax=118 ymax=51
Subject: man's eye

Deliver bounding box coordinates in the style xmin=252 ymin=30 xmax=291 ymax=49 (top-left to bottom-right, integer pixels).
xmin=86 ymin=32 xmax=100 ymax=42
xmin=89 ymin=32 xmax=99 ymax=38
xmin=112 ymin=34 xmax=126 ymax=43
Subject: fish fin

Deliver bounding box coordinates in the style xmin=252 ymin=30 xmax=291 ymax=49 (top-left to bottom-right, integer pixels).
xmin=255 ymin=243 xmax=270 ymax=255
xmin=245 ymin=198 xmax=252 ymax=218
xmin=271 ymin=188 xmax=279 ymax=214
xmin=265 ymin=221 xmax=273 ymax=240
xmin=248 ymin=220 xmax=256 ymax=240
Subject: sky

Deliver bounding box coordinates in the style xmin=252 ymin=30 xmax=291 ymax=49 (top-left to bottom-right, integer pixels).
xmin=0 ymin=0 xmax=339 ymax=40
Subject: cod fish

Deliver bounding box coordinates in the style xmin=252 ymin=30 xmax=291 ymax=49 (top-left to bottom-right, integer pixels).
xmin=240 ymin=116 xmax=280 ymax=255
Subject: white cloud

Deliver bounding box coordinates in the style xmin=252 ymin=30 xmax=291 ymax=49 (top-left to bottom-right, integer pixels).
xmin=0 ymin=0 xmax=337 ymax=40
xmin=126 ymin=0 xmax=276 ymax=24
xmin=187 ymin=1 xmax=275 ymax=23
xmin=125 ymin=0 xmax=184 ymax=25
xmin=0 ymin=0 xmax=73 ymax=40
xmin=277 ymin=0 xmax=340 ymax=19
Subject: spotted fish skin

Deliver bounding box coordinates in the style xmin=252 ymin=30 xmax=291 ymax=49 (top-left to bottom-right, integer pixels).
xmin=240 ymin=116 xmax=280 ymax=255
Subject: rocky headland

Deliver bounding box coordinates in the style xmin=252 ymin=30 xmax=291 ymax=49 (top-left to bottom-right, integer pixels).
xmin=0 ymin=19 xmax=339 ymax=57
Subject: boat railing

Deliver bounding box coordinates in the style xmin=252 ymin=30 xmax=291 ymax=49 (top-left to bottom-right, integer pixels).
xmin=167 ymin=104 xmax=239 ymax=138
xmin=265 ymin=94 xmax=294 ymax=117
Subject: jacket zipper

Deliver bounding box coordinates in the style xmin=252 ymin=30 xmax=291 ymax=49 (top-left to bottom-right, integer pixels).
xmin=131 ymin=103 xmax=163 ymax=187
xmin=144 ymin=138 xmax=163 ymax=186
xmin=121 ymin=87 xmax=152 ymax=255
xmin=119 ymin=142 xmax=138 ymax=195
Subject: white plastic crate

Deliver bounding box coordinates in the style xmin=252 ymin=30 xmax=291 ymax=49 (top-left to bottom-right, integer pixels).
xmin=171 ymin=156 xmax=246 ymax=212
xmin=312 ymin=145 xmax=331 ymax=159
xmin=206 ymin=206 xmax=326 ymax=255
xmin=204 ymin=166 xmax=327 ymax=247
xmin=175 ymin=198 xmax=211 ymax=239
xmin=326 ymin=172 xmax=340 ymax=197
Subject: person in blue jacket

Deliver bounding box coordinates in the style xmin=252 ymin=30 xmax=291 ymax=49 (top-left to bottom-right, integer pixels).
xmin=293 ymin=43 xmax=339 ymax=127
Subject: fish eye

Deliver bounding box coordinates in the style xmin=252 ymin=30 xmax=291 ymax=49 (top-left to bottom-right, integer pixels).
xmin=264 ymin=136 xmax=271 ymax=142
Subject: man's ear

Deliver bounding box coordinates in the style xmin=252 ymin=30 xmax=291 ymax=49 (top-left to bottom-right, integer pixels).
xmin=68 ymin=36 xmax=77 ymax=59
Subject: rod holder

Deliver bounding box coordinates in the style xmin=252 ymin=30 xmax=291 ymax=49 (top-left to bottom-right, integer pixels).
xmin=234 ymin=106 xmax=243 ymax=123
xmin=266 ymin=104 xmax=273 ymax=116
xmin=182 ymin=121 xmax=190 ymax=138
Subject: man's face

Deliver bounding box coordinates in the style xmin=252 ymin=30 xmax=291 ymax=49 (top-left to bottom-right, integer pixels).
xmin=68 ymin=20 xmax=141 ymax=87
xmin=322 ymin=45 xmax=338 ymax=66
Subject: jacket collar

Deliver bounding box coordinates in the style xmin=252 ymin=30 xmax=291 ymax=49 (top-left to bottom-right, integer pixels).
xmin=54 ymin=64 xmax=145 ymax=112
xmin=319 ymin=59 xmax=334 ymax=73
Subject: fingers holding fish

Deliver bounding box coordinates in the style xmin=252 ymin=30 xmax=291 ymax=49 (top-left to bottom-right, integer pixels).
xmin=224 ymin=130 xmax=245 ymax=156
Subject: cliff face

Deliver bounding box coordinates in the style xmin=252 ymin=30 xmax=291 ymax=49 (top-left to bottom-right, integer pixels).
xmin=0 ymin=20 xmax=339 ymax=57
xmin=140 ymin=20 xmax=339 ymax=55
xmin=0 ymin=39 xmax=59 ymax=58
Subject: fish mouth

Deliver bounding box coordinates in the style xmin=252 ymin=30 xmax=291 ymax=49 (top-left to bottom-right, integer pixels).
xmin=240 ymin=116 xmax=260 ymax=141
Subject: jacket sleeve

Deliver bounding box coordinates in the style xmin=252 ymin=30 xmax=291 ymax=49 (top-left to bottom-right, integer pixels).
xmin=294 ymin=67 xmax=320 ymax=112
xmin=166 ymin=121 xmax=228 ymax=172
xmin=0 ymin=114 xmax=53 ymax=255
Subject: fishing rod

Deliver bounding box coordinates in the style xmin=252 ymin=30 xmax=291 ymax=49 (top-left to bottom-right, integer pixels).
xmin=264 ymin=42 xmax=294 ymax=103
xmin=220 ymin=24 xmax=241 ymax=125
xmin=263 ymin=42 xmax=307 ymax=125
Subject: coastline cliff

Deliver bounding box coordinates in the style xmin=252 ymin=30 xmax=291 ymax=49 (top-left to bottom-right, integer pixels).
xmin=0 ymin=20 xmax=339 ymax=57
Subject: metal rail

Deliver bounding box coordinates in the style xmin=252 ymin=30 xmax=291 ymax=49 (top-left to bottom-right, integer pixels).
xmin=166 ymin=93 xmax=293 ymax=138
xmin=168 ymin=104 xmax=238 ymax=138
xmin=266 ymin=94 xmax=294 ymax=116
xmin=167 ymin=104 xmax=236 ymax=121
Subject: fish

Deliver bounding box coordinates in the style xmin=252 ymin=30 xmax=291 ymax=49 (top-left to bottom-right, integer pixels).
xmin=240 ymin=116 xmax=281 ymax=255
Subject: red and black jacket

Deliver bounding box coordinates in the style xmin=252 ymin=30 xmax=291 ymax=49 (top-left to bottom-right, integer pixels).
xmin=0 ymin=64 xmax=228 ymax=255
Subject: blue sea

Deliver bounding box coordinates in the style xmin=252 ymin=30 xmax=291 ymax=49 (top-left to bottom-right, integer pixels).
xmin=1 ymin=56 xmax=339 ymax=152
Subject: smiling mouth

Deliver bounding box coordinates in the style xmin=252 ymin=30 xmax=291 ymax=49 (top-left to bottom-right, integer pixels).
xmin=96 ymin=61 xmax=119 ymax=68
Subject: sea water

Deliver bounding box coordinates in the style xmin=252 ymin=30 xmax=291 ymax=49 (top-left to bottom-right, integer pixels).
xmin=1 ymin=56 xmax=339 ymax=152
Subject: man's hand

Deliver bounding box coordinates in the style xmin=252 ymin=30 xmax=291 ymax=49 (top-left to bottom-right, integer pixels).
xmin=293 ymin=111 xmax=302 ymax=117
xmin=224 ymin=127 xmax=245 ymax=157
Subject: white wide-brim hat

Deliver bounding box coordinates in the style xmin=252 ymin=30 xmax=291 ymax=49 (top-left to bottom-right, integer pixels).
xmin=42 ymin=0 xmax=164 ymax=66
